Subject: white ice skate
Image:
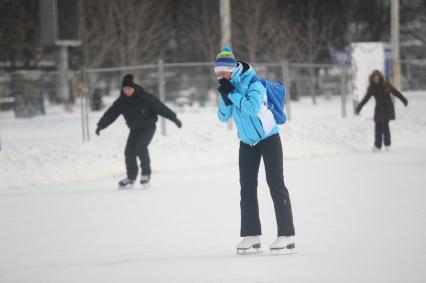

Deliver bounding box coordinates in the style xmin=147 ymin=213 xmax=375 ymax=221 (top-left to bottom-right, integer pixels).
xmin=372 ymin=146 xmax=381 ymax=152
xmin=140 ymin=175 xmax=150 ymax=189
xmin=270 ymin=236 xmax=296 ymax=255
xmin=236 ymin=236 xmax=262 ymax=255
xmin=117 ymin=178 xmax=135 ymax=189
xmin=385 ymin=146 xmax=390 ymax=152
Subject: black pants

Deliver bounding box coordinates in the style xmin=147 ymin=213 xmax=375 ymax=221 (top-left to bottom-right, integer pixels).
xmin=239 ymin=134 xmax=295 ymax=237
xmin=375 ymin=121 xmax=391 ymax=149
xmin=124 ymin=126 xmax=156 ymax=180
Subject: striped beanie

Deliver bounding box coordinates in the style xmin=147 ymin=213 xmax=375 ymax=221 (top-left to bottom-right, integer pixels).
xmin=214 ymin=47 xmax=237 ymax=73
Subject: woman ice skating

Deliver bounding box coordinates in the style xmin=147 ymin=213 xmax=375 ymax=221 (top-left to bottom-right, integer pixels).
xmin=96 ymin=74 xmax=182 ymax=188
xmin=214 ymin=47 xmax=296 ymax=255
xmin=356 ymin=70 xmax=408 ymax=152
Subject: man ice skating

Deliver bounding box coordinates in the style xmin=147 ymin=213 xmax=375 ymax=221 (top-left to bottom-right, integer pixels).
xmin=356 ymin=70 xmax=408 ymax=152
xmin=214 ymin=47 xmax=296 ymax=255
xmin=96 ymin=74 xmax=182 ymax=188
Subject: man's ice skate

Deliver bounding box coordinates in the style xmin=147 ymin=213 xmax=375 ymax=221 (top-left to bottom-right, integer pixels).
xmin=236 ymin=236 xmax=261 ymax=255
xmin=118 ymin=178 xmax=135 ymax=189
xmin=140 ymin=175 xmax=150 ymax=189
xmin=372 ymin=146 xmax=381 ymax=152
xmin=270 ymin=236 xmax=296 ymax=255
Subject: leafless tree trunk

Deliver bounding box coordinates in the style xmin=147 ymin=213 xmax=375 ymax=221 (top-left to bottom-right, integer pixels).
xmin=401 ymin=0 xmax=426 ymax=45
xmin=232 ymin=0 xmax=278 ymax=62
xmin=290 ymin=0 xmax=338 ymax=104
xmin=0 ymin=0 xmax=44 ymax=70
xmin=82 ymin=0 xmax=172 ymax=68
xmin=175 ymin=0 xmax=221 ymax=61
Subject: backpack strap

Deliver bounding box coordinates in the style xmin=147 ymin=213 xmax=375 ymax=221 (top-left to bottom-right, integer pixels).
xmin=249 ymin=74 xmax=260 ymax=84
xmin=250 ymin=74 xmax=267 ymax=88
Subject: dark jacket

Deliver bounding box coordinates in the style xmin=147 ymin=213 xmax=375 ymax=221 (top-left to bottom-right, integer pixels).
xmin=97 ymin=85 xmax=177 ymax=131
xmin=356 ymin=84 xmax=408 ymax=122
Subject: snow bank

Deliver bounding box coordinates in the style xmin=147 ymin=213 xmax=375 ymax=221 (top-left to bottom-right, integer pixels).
xmin=1 ymin=92 xmax=425 ymax=189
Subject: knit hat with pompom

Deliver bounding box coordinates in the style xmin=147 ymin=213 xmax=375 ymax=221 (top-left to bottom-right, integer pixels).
xmin=214 ymin=47 xmax=237 ymax=73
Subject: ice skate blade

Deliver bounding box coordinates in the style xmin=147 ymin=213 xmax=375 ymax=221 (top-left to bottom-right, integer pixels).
xmin=236 ymin=244 xmax=262 ymax=255
xmin=270 ymin=244 xmax=297 ymax=255
xmin=236 ymin=248 xmax=262 ymax=255
xmin=140 ymin=183 xmax=151 ymax=190
xmin=117 ymin=184 xmax=134 ymax=190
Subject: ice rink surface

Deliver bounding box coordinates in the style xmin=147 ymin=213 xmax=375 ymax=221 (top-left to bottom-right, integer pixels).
xmin=1 ymin=145 xmax=425 ymax=282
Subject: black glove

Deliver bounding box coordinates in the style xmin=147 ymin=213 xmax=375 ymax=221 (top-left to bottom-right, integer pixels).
xmin=174 ymin=118 xmax=182 ymax=128
xmin=355 ymin=106 xmax=361 ymax=115
xmin=218 ymin=78 xmax=235 ymax=94
xmin=218 ymin=86 xmax=233 ymax=106
xmin=217 ymin=79 xmax=234 ymax=106
xmin=95 ymin=126 xmax=102 ymax=136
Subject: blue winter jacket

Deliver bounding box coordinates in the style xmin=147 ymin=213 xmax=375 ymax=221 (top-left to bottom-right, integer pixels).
xmin=217 ymin=62 xmax=279 ymax=145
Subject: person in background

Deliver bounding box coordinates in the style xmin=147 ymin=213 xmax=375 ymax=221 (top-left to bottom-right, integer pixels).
xmin=356 ymin=70 xmax=408 ymax=152
xmin=96 ymin=74 xmax=182 ymax=188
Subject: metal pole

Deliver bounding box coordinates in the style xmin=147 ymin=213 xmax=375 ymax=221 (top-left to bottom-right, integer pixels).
xmin=83 ymin=71 xmax=90 ymax=142
xmin=309 ymin=66 xmax=316 ymax=105
xmin=0 ymin=109 xmax=2 ymax=151
xmin=80 ymin=80 xmax=86 ymax=142
xmin=158 ymin=59 xmax=166 ymax=136
xmin=79 ymin=2 xmax=90 ymax=143
xmin=391 ymin=0 xmax=401 ymax=89
xmin=220 ymin=0 xmax=231 ymax=48
xmin=340 ymin=65 xmax=347 ymax=118
xmin=57 ymin=46 xmax=70 ymax=103
xmin=282 ymin=60 xmax=292 ymax=121
xmin=220 ymin=0 xmax=233 ymax=130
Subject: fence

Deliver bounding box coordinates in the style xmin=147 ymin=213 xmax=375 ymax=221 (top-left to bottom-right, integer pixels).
xmin=1 ymin=59 xmax=424 ymax=146
xmin=400 ymin=59 xmax=426 ymax=90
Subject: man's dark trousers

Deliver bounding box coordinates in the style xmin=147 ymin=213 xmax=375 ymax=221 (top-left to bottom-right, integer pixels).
xmin=125 ymin=126 xmax=156 ymax=180
xmin=239 ymin=134 xmax=295 ymax=237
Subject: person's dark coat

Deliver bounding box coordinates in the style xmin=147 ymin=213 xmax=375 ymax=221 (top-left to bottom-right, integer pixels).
xmin=97 ymin=84 xmax=178 ymax=131
xmin=356 ymin=71 xmax=408 ymax=122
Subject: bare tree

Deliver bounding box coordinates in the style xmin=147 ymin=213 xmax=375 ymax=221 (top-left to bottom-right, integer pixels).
xmin=232 ymin=0 xmax=265 ymax=62
xmin=82 ymin=0 xmax=172 ymax=67
xmin=262 ymin=4 xmax=296 ymax=62
xmin=81 ymin=0 xmax=117 ymax=68
xmin=287 ymin=0 xmax=340 ymax=104
xmin=173 ymin=0 xmax=220 ymax=62
xmin=0 ymin=0 xmax=45 ymax=70
xmin=347 ymin=0 xmax=390 ymax=42
xmin=401 ymin=0 xmax=426 ymax=45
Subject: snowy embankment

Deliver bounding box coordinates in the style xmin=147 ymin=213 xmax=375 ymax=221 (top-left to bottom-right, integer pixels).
xmin=1 ymin=92 xmax=425 ymax=189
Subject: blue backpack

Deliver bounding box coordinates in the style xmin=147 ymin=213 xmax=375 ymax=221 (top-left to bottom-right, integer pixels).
xmin=250 ymin=75 xmax=287 ymax=125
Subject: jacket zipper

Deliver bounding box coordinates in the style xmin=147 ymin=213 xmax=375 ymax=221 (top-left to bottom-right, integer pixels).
xmin=249 ymin=116 xmax=262 ymax=139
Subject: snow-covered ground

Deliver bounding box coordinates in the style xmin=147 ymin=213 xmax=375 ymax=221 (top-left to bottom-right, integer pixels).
xmin=0 ymin=92 xmax=426 ymax=282
xmin=1 ymin=92 xmax=425 ymax=188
